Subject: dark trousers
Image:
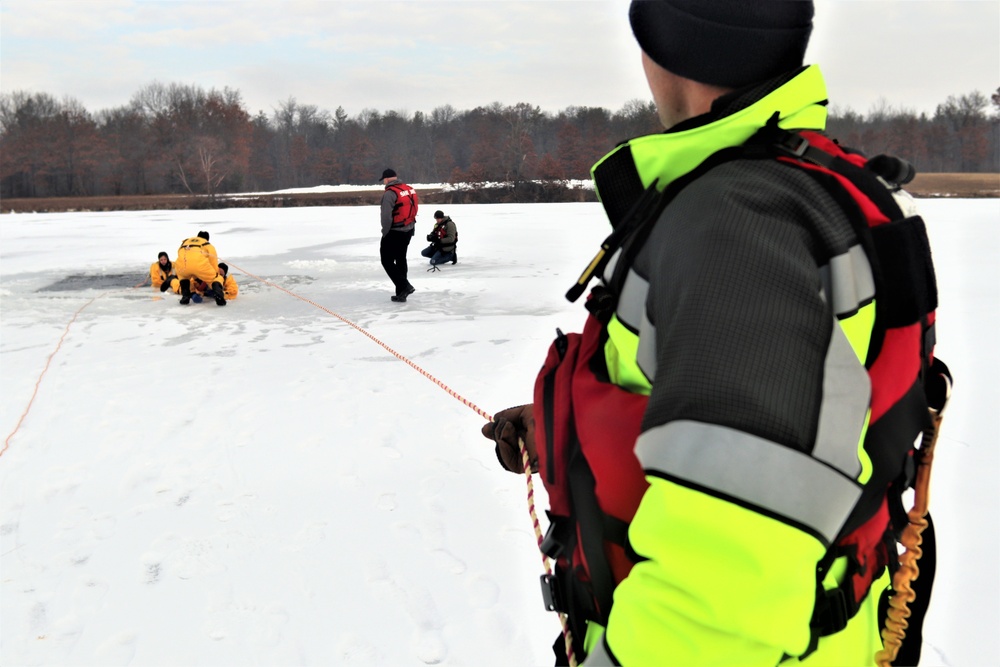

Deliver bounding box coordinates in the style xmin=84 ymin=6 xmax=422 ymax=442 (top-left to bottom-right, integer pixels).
xmin=380 ymin=230 xmax=413 ymax=294
xmin=421 ymin=244 xmax=455 ymax=265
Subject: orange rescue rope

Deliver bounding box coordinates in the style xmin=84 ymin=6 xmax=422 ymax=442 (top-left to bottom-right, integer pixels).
xmin=228 ymin=263 xmax=493 ymax=420
xmin=3 ymin=278 xmax=147 ymax=458
xmin=230 ymin=263 xmax=576 ymax=664
xmin=875 ymin=371 xmax=950 ymax=666
xmin=1 ymin=296 xmax=100 ymax=457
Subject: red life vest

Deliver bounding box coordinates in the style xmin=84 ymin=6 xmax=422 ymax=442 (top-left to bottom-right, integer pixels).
xmin=386 ymin=182 xmax=418 ymax=226
xmin=431 ymin=220 xmax=458 ymax=248
xmin=532 ymin=125 xmax=948 ymax=658
xmin=534 ymin=313 xmax=647 ymax=642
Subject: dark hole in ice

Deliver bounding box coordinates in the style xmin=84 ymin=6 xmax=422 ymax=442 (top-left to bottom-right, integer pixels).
xmin=38 ymin=274 xmax=147 ymax=292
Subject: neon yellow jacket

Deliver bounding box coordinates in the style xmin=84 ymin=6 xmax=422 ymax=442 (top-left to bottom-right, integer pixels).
xmin=581 ymin=66 xmax=888 ymax=666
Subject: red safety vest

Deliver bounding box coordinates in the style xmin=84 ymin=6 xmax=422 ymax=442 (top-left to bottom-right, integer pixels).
xmin=386 ymin=182 xmax=418 ymax=226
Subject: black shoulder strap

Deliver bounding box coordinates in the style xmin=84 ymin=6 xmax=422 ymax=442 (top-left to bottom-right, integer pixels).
xmin=566 ymin=446 xmax=616 ymax=624
xmin=573 ymin=143 xmax=751 ymax=314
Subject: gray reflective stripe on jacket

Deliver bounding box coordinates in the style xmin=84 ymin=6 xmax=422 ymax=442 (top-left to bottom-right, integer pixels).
xmin=636 ymin=421 xmax=862 ymax=544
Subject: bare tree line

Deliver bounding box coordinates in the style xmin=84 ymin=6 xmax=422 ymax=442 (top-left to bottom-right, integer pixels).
xmin=1 ymin=82 xmax=997 ymax=200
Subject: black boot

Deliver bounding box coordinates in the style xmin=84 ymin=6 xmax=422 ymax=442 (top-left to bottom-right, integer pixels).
xmin=212 ymin=281 xmax=226 ymax=306
xmin=451 ymin=251 xmax=457 ymax=265
xmin=391 ymin=283 xmax=414 ymax=302
xmin=179 ymin=279 xmax=191 ymax=305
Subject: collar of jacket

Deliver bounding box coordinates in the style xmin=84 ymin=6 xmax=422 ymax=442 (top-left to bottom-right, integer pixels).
xmin=591 ymin=65 xmax=830 ymax=228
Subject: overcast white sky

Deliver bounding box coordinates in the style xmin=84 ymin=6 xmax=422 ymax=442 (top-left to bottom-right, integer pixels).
xmin=1 ymin=1 xmax=997 ymax=119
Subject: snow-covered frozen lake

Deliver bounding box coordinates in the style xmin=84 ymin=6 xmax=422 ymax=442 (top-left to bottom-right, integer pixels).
xmin=1 ymin=199 xmax=997 ymax=665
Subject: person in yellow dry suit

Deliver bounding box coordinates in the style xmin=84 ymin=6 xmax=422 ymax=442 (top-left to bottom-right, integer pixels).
xmin=175 ymin=271 xmax=237 ymax=304
xmin=218 ymin=263 xmax=239 ymax=300
xmin=175 ymin=231 xmax=226 ymax=306
xmin=151 ymin=251 xmax=176 ymax=291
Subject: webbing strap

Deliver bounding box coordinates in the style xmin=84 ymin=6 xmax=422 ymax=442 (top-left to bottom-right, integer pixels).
xmin=566 ymin=446 xmax=616 ymax=624
xmin=592 ymin=144 xmax=645 ymax=229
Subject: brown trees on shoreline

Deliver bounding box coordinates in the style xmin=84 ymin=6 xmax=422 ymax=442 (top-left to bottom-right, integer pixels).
xmin=2 ymin=83 xmax=997 ymax=200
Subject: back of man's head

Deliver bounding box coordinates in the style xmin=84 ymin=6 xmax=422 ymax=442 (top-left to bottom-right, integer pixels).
xmin=629 ymin=0 xmax=814 ymax=89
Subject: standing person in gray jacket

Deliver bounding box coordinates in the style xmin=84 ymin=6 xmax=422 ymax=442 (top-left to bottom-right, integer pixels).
xmin=421 ymin=210 xmax=458 ymax=266
xmin=379 ymin=168 xmax=418 ymax=302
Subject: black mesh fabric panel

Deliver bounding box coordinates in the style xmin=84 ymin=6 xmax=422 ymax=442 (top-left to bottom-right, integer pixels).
xmin=634 ymin=158 xmax=859 ymax=454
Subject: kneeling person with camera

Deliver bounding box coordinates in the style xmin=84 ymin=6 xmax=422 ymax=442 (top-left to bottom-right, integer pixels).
xmin=421 ymin=210 xmax=458 ymax=266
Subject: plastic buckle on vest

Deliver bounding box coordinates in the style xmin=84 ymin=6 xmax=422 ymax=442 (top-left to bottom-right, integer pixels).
xmin=584 ymin=284 xmax=616 ymax=323
xmin=776 ymin=133 xmax=810 ymax=158
xmin=540 ymin=519 xmax=566 ymax=559
xmin=540 ymin=573 xmax=566 ymax=613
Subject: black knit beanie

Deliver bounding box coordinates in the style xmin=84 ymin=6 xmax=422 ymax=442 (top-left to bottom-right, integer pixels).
xmin=629 ymin=0 xmax=814 ymax=88
xmin=197 ymin=230 xmax=210 ymax=241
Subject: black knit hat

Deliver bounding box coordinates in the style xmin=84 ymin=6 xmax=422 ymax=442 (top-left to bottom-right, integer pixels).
xmin=629 ymin=0 xmax=814 ymax=88
xmin=218 ymin=262 xmax=228 ymax=275
xmin=197 ymin=230 xmax=210 ymax=241
xmin=158 ymin=251 xmax=169 ymax=260
xmin=380 ymin=168 xmax=397 ymax=180
xmin=434 ymin=210 xmax=444 ymax=219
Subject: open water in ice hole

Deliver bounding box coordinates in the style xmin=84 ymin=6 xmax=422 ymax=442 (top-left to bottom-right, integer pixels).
xmin=37 ymin=274 xmax=147 ymax=291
